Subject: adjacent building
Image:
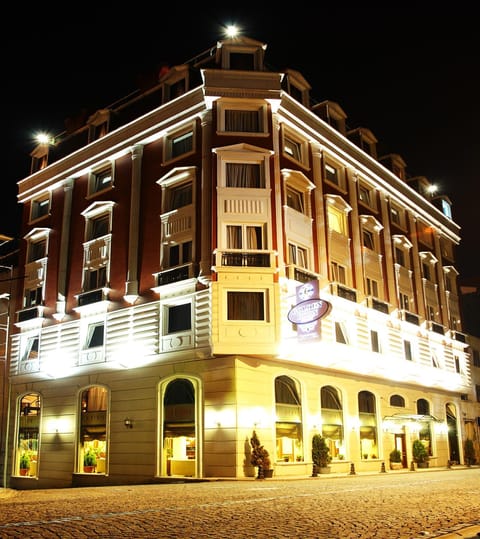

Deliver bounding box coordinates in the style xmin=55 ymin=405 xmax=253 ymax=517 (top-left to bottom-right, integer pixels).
xmin=5 ymin=35 xmax=479 ymax=489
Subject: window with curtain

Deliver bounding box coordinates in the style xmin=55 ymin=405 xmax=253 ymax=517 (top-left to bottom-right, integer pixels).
xmin=227 ymin=291 xmax=265 ymax=320
xmin=226 ymin=163 xmax=264 ymax=188
xmin=225 ymin=109 xmax=261 ymax=132
xmin=226 ymin=225 xmax=263 ymax=250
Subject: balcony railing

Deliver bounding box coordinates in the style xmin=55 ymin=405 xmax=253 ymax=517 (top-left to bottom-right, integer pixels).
xmin=220 ymin=251 xmax=270 ymax=268
xmin=331 ymin=282 xmax=357 ymax=303
xmin=286 ymin=265 xmax=319 ymax=284
xmin=400 ymin=310 xmax=420 ymax=326
xmin=77 ymin=288 xmax=106 ymax=307
xmin=156 ymin=263 xmax=195 ymax=286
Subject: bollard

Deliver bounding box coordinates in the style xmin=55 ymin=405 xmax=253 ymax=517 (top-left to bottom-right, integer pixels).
xmin=380 ymin=461 xmax=386 ymax=473
xmin=349 ymin=462 xmax=356 ymax=475
xmin=410 ymin=460 xmax=415 ymax=471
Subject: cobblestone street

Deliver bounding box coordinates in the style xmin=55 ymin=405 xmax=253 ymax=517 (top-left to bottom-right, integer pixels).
xmin=0 ymin=467 xmax=479 ymax=538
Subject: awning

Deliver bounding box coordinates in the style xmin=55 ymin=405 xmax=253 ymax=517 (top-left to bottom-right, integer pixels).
xmin=382 ymin=414 xmax=442 ymax=423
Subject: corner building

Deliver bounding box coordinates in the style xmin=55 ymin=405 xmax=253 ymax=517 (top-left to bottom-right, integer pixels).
xmin=7 ymin=36 xmax=475 ymax=489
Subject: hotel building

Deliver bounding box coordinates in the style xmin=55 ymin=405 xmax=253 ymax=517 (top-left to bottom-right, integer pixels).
xmin=5 ymin=34 xmax=479 ymax=489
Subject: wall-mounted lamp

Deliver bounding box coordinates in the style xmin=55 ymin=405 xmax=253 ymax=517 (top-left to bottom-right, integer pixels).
xmin=124 ymin=418 xmax=133 ymax=429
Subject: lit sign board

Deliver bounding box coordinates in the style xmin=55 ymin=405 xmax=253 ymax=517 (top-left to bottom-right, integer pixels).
xmin=287 ymin=298 xmax=332 ymax=324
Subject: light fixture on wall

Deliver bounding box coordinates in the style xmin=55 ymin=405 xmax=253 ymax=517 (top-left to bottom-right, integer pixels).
xmin=124 ymin=418 xmax=133 ymax=429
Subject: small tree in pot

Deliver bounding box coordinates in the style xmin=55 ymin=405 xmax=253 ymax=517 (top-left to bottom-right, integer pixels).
xmin=412 ymin=440 xmax=429 ymax=468
xmin=312 ymin=434 xmax=331 ymax=476
xmin=250 ymin=430 xmax=272 ymax=479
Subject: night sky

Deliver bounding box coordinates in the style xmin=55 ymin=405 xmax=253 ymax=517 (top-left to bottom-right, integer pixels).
xmin=5 ymin=6 xmax=478 ymax=278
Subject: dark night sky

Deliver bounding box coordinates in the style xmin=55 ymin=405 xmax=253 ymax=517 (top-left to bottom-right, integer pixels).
xmin=5 ymin=5 xmax=479 ymax=278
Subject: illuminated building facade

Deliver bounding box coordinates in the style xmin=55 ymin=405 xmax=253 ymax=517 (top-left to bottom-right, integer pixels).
xmin=5 ymin=35 xmax=479 ymax=489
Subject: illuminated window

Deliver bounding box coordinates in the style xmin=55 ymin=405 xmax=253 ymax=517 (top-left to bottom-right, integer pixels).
xmin=16 ymin=393 xmax=41 ymax=477
xmin=79 ymin=386 xmax=108 ymax=474
xmin=275 ymin=376 xmax=303 ymax=463
xmin=327 ymin=206 xmax=347 ymax=235
xmin=321 ymin=386 xmax=344 ymax=460
xmin=358 ymin=391 xmax=378 ymax=460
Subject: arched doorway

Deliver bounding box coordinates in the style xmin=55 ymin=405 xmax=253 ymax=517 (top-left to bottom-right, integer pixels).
xmin=162 ymin=378 xmax=198 ymax=477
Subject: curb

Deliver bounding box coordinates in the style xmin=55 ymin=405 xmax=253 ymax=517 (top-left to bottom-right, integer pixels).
xmin=435 ymin=526 xmax=480 ymax=538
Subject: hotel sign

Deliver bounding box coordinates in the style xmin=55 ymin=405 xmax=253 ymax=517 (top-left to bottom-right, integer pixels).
xmin=287 ymin=298 xmax=331 ymax=325
xmin=288 ymin=281 xmax=332 ymax=341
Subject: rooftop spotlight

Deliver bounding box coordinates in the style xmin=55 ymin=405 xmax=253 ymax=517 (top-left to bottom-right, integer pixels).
xmin=35 ymin=132 xmax=55 ymax=145
xmin=225 ymin=25 xmax=239 ymax=38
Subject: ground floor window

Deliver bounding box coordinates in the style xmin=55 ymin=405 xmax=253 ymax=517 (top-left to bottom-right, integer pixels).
xmin=16 ymin=393 xmax=40 ymax=477
xmin=79 ymin=386 xmax=108 ymax=473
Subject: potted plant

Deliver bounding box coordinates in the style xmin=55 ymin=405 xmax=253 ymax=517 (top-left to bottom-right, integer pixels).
xmin=311 ymin=434 xmax=331 ymax=476
xmin=412 ymin=440 xmax=429 ymax=468
xmin=464 ymin=439 xmax=476 ymax=466
xmin=389 ymin=449 xmax=402 ymax=470
xmin=83 ymin=448 xmax=97 ymax=473
xmin=250 ymin=430 xmax=272 ymax=479
xmin=19 ymin=452 xmax=30 ymax=476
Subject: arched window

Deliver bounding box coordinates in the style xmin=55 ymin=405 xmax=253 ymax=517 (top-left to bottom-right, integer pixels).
xmin=358 ymin=391 xmax=378 ymax=460
xmin=79 ymin=386 xmax=108 ymax=474
xmin=16 ymin=393 xmax=41 ymax=477
xmin=390 ymin=394 xmax=405 ymax=407
xmin=321 ymin=386 xmax=344 ymax=459
xmin=416 ymin=398 xmax=432 ymax=455
xmin=275 ymin=376 xmax=303 ymax=462
xmin=163 ymin=378 xmax=197 ymax=477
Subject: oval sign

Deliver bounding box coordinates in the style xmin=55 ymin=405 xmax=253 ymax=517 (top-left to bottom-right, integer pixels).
xmin=287 ymin=298 xmax=332 ymax=325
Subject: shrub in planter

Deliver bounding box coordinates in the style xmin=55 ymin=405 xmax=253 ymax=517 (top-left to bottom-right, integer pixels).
xmin=250 ymin=430 xmax=272 ymax=479
xmin=83 ymin=448 xmax=97 ymax=472
xmin=311 ymin=434 xmax=331 ymax=476
xmin=412 ymin=440 xmax=429 ymax=468
xmin=19 ymin=452 xmax=30 ymax=475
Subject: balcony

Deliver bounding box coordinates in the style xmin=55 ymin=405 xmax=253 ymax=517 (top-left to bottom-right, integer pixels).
xmin=330 ymin=282 xmax=357 ymax=303
xmin=156 ymin=263 xmax=195 ymax=286
xmin=428 ymin=321 xmax=445 ymax=335
xmin=77 ymin=289 xmax=107 ymax=307
xmin=286 ymin=265 xmax=319 ymax=284
xmin=366 ymin=296 xmax=389 ymax=314
xmin=400 ymin=310 xmax=420 ymax=326
xmin=215 ymin=250 xmax=273 ymax=268
xmin=17 ymin=306 xmax=43 ymax=323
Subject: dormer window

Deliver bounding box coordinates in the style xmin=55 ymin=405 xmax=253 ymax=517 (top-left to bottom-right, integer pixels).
xmin=217 ymin=37 xmax=266 ymax=70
